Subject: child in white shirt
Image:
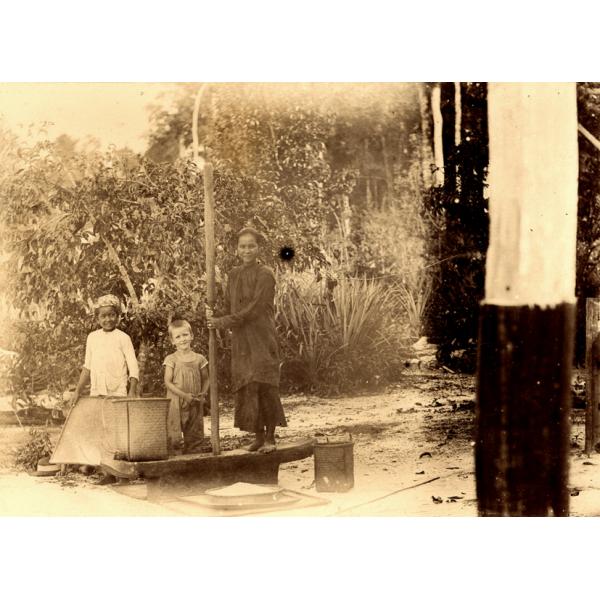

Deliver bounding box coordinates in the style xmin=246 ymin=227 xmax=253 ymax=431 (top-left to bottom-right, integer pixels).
xmin=73 ymin=294 xmax=139 ymax=484
xmin=74 ymin=294 xmax=139 ymax=400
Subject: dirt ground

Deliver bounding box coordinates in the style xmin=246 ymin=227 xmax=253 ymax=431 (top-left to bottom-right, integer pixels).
xmin=0 ymin=371 xmax=597 ymax=516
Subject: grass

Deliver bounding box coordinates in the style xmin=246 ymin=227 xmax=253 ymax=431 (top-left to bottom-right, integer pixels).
xmin=276 ymin=270 xmax=408 ymax=392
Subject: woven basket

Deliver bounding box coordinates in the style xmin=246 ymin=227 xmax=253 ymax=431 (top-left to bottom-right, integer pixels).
xmin=110 ymin=397 xmax=170 ymax=461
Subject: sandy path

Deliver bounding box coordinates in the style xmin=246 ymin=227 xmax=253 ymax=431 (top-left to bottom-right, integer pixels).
xmin=0 ymin=372 xmax=479 ymax=516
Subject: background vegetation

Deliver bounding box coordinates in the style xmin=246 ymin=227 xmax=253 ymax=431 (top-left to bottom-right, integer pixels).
xmin=0 ymin=84 xmax=429 ymax=399
xmin=3 ymin=82 xmax=599 ymax=404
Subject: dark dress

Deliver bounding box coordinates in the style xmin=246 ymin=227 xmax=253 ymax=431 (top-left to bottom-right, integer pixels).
xmin=216 ymin=261 xmax=287 ymax=433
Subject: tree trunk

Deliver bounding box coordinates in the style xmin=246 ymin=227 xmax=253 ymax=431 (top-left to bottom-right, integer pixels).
xmin=454 ymin=82 xmax=462 ymax=147
xmin=431 ymin=83 xmax=444 ymax=187
xmin=476 ymin=83 xmax=578 ymax=516
xmin=416 ymin=83 xmax=434 ymax=189
xmin=454 ymin=82 xmax=462 ymax=192
xmin=341 ymin=193 xmax=352 ymax=239
xmin=136 ymin=338 xmax=149 ymax=395
xmin=103 ymin=236 xmax=148 ymax=391
xmin=364 ymin=138 xmax=372 ymax=209
xmin=380 ymin=134 xmax=393 ymax=207
xmin=585 ymin=298 xmax=600 ymax=453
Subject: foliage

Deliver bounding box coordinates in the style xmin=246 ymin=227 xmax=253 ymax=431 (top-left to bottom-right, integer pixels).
xmin=276 ymin=271 xmax=410 ymax=394
xmin=0 ymin=140 xmax=210 ymax=393
xmin=276 ymin=272 xmax=333 ymax=389
xmin=147 ymin=84 xmax=421 ymax=265
xmin=147 ymin=84 xmax=338 ymax=270
xmin=352 ymin=161 xmax=433 ymax=341
xmin=13 ymin=427 xmax=54 ymax=471
xmin=423 ymin=83 xmax=489 ymax=372
xmin=1 ymin=85 xmax=432 ymax=397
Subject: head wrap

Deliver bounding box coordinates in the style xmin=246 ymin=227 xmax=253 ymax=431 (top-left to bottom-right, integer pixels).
xmin=237 ymin=226 xmax=265 ymax=245
xmin=95 ymin=294 xmax=122 ymax=313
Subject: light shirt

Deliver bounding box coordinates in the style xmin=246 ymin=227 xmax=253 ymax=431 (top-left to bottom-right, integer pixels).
xmin=83 ymin=328 xmax=139 ymax=397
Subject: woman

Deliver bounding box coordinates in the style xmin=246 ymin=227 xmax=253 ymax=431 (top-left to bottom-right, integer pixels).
xmin=207 ymin=227 xmax=287 ymax=453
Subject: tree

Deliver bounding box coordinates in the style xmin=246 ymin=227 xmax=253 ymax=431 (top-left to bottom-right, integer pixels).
xmin=0 ymin=84 xmax=433 ymax=396
xmin=575 ymin=83 xmax=600 ymax=363
xmin=0 ymin=128 xmax=343 ymax=395
xmin=145 ymin=84 xmax=422 ymax=267
xmin=0 ymin=140 xmax=210 ymax=394
xmin=476 ymin=83 xmax=578 ymax=516
xmin=424 ymin=83 xmax=489 ymax=371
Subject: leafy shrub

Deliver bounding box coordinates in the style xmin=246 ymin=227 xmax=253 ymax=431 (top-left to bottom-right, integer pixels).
xmin=328 ymin=275 xmax=410 ymax=390
xmin=276 ymin=271 xmax=410 ymax=394
xmin=276 ymin=271 xmax=332 ymax=390
xmin=14 ymin=427 xmax=54 ymax=471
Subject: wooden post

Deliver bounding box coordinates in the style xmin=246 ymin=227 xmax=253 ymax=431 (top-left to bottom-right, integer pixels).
xmin=192 ymin=84 xmax=220 ymax=456
xmin=476 ymin=83 xmax=578 ymax=516
xmin=585 ymin=298 xmax=600 ymax=453
xmin=203 ymin=163 xmax=220 ymax=456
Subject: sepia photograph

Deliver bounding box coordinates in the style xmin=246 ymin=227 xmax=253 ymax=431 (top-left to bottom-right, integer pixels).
xmin=0 ymin=81 xmax=597 ymax=518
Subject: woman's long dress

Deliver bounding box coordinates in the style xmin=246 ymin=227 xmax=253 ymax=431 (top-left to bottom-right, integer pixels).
xmin=217 ymin=262 xmax=287 ymax=433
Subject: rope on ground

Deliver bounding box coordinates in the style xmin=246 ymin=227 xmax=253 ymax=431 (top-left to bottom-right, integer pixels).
xmin=335 ymin=476 xmax=441 ymax=515
xmin=335 ymin=470 xmax=474 ymax=515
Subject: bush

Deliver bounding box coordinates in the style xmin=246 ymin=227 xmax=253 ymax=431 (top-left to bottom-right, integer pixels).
xmin=276 ymin=270 xmax=410 ymax=394
xmin=14 ymin=427 xmax=54 ymax=471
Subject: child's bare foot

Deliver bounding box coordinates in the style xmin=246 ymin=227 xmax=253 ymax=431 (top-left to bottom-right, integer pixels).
xmin=245 ymin=439 xmax=264 ymax=452
xmin=259 ymin=442 xmax=276 ymax=454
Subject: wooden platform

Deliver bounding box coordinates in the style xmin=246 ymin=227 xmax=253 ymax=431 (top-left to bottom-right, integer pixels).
xmin=102 ymin=438 xmax=315 ymax=502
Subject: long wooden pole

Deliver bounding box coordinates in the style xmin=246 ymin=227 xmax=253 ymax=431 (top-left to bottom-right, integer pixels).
xmin=476 ymin=83 xmax=578 ymax=516
xmin=192 ymin=84 xmax=220 ymax=455
xmin=203 ymin=163 xmax=220 ymax=455
xmin=578 ymin=123 xmax=600 ymax=153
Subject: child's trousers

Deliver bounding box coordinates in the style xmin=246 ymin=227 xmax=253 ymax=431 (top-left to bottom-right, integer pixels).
xmin=180 ymin=399 xmax=205 ymax=453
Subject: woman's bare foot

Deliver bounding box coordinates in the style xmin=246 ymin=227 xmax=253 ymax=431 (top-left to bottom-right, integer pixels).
xmin=259 ymin=442 xmax=276 ymax=454
xmin=245 ymin=439 xmax=264 ymax=452
xmin=93 ymin=473 xmax=117 ymax=486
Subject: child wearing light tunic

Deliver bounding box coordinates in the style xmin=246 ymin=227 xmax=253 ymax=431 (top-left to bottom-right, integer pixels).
xmin=73 ymin=294 xmax=139 ymax=484
xmin=74 ymin=294 xmax=139 ymax=400
xmin=163 ymin=319 xmax=209 ymax=454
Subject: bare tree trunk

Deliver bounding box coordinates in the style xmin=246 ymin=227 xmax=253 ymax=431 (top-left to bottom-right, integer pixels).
xmin=103 ymin=236 xmax=148 ymax=393
xmin=585 ymin=299 xmax=600 ymax=453
xmin=416 ymin=83 xmax=434 ymax=188
xmin=380 ymin=134 xmax=393 ymax=207
xmin=373 ymin=178 xmax=379 ymax=208
xmin=454 ymin=82 xmax=462 ymax=147
xmin=431 ymin=83 xmax=444 ymax=187
xmin=136 ymin=339 xmax=149 ymax=395
xmin=363 ymin=138 xmax=372 ymax=209
xmin=341 ymin=194 xmax=351 ymax=238
xmin=476 ymin=83 xmax=578 ymax=516
xmin=454 ymin=82 xmax=462 ymax=192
